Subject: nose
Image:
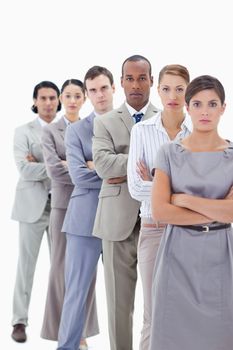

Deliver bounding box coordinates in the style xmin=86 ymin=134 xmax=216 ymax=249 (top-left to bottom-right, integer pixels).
xmin=132 ymin=80 xmax=140 ymax=89
xmin=45 ymin=98 xmax=52 ymax=105
xmin=169 ymin=89 xmax=177 ymax=99
xmin=201 ymin=108 xmax=208 ymax=116
xmin=97 ymin=90 xmax=104 ymax=98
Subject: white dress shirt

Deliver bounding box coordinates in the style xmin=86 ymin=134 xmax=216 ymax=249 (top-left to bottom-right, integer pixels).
xmin=125 ymin=101 xmax=150 ymax=123
xmin=127 ymin=110 xmax=192 ymax=218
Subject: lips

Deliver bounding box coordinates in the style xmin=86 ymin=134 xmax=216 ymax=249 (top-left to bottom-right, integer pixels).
xmin=199 ymin=119 xmax=210 ymax=123
xmin=168 ymin=102 xmax=178 ymax=106
xmin=130 ymin=93 xmax=142 ymax=97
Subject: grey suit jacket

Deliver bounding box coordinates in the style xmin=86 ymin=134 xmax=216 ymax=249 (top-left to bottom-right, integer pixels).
xmin=92 ymin=102 xmax=159 ymax=241
xmin=41 ymin=117 xmax=74 ymax=209
xmin=62 ymin=113 xmax=102 ymax=236
xmin=11 ymin=118 xmax=51 ymax=223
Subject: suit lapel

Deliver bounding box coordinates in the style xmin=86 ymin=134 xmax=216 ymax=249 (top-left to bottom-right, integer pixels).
xmin=86 ymin=112 xmax=95 ymax=134
xmin=118 ymin=104 xmax=134 ymax=133
xmin=56 ymin=117 xmax=67 ymax=140
xmin=29 ymin=119 xmax=43 ymax=141
xmin=118 ymin=103 xmax=158 ymax=132
xmin=143 ymin=103 xmax=159 ymax=121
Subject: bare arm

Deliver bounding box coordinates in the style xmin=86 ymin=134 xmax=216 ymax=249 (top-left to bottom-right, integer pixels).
xmin=151 ymin=169 xmax=212 ymax=225
xmin=172 ymin=187 xmax=233 ymax=223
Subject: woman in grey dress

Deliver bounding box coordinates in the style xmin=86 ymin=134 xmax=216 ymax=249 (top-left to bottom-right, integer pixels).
xmin=150 ymin=75 xmax=233 ymax=350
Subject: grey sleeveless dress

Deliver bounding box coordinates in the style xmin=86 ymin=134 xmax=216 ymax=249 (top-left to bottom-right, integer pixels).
xmin=149 ymin=141 xmax=233 ymax=350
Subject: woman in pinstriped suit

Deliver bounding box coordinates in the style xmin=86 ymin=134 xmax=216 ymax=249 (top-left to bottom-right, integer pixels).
xmin=41 ymin=79 xmax=97 ymax=349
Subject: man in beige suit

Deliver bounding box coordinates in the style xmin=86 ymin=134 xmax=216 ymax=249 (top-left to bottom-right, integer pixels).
xmin=11 ymin=81 xmax=61 ymax=343
xmin=92 ymin=55 xmax=159 ymax=350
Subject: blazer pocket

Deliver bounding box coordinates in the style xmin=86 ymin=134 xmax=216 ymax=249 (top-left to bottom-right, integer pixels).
xmin=99 ymin=186 xmax=121 ymax=198
xmin=71 ymin=188 xmax=89 ymax=197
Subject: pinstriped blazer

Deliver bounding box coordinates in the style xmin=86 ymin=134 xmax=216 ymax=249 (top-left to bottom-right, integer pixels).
xmin=41 ymin=117 xmax=74 ymax=210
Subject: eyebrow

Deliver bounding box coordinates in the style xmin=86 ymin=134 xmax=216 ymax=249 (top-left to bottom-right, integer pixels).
xmin=192 ymin=99 xmax=219 ymax=103
xmin=161 ymin=84 xmax=185 ymax=87
xmin=125 ymin=74 xmax=147 ymax=77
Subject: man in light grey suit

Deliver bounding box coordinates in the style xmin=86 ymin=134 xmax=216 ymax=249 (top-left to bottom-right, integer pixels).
xmin=57 ymin=66 xmax=115 ymax=350
xmin=92 ymin=55 xmax=159 ymax=350
xmin=11 ymin=81 xmax=61 ymax=343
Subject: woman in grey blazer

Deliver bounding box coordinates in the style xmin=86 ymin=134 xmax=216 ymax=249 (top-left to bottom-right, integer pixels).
xmin=41 ymin=79 xmax=97 ymax=349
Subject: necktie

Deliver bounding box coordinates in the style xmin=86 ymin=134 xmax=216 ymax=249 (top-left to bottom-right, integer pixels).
xmin=133 ymin=112 xmax=144 ymax=123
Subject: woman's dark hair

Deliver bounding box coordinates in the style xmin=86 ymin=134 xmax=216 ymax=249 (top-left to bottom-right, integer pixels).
xmin=84 ymin=66 xmax=114 ymax=90
xmin=185 ymin=75 xmax=225 ymax=105
xmin=31 ymin=81 xmax=61 ymax=113
xmin=121 ymin=54 xmax=152 ymax=77
xmin=61 ymin=79 xmax=85 ymax=95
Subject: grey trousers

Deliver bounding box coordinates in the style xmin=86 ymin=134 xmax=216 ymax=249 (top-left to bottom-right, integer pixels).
xmin=102 ymin=220 xmax=140 ymax=350
xmin=138 ymin=217 xmax=164 ymax=350
xmin=12 ymin=201 xmax=50 ymax=326
xmin=41 ymin=208 xmax=66 ymax=340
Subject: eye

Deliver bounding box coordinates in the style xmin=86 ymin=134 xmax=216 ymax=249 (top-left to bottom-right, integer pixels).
xmin=162 ymin=87 xmax=169 ymax=92
xmin=209 ymin=101 xmax=218 ymax=107
xmin=177 ymin=87 xmax=184 ymax=93
xmin=126 ymin=77 xmax=133 ymax=81
xmin=192 ymin=101 xmax=200 ymax=108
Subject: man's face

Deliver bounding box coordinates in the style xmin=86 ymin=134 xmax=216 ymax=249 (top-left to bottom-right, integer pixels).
xmin=34 ymin=87 xmax=59 ymax=122
xmin=121 ymin=60 xmax=153 ymax=111
xmin=85 ymin=74 xmax=115 ymax=114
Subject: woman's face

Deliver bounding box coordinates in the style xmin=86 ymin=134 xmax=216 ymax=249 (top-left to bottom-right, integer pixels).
xmin=186 ymin=89 xmax=226 ymax=131
xmin=158 ymin=73 xmax=187 ymax=112
xmin=60 ymin=84 xmax=85 ymax=115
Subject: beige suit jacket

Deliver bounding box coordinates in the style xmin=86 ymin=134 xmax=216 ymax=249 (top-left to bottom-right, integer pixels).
xmin=92 ymin=102 xmax=159 ymax=241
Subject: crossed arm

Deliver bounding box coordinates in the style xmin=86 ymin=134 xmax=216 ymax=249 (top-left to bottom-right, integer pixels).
xmin=93 ymin=117 xmax=127 ymax=184
xmin=151 ymin=169 xmax=233 ymax=225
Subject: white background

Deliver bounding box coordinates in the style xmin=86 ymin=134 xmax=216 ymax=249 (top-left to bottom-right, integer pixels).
xmin=1 ymin=0 xmax=233 ymax=349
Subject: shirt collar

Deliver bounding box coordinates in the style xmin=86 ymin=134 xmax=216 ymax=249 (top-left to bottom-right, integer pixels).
xmin=37 ymin=116 xmax=50 ymax=127
xmin=154 ymin=111 xmax=192 ymax=133
xmin=125 ymin=101 xmax=150 ymax=117
xmin=37 ymin=115 xmax=59 ymax=127
xmin=63 ymin=115 xmax=71 ymax=126
xmin=93 ymin=110 xmax=101 ymax=117
xmin=141 ymin=110 xmax=192 ymax=136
